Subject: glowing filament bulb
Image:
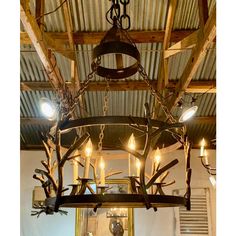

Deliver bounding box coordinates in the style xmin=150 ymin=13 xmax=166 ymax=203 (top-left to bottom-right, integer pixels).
xmin=128 ymin=133 xmax=136 ymax=150
xmin=136 ymin=159 xmax=141 ymax=177
xmin=85 ymin=138 xmax=93 ymax=157
xmin=154 ymin=148 xmax=161 ymax=165
xmin=200 ymin=138 xmax=206 ymax=156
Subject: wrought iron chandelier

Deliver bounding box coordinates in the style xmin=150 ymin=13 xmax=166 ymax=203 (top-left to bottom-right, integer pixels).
xmin=32 ymin=0 xmax=192 ymax=217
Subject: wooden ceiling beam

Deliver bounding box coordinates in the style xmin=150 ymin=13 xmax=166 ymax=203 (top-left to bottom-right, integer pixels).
xmin=20 ymin=29 xmax=197 ymax=45
xmin=35 ymin=0 xmax=45 ymax=31
xmin=168 ymin=4 xmax=216 ymax=111
xmin=198 ymin=0 xmax=209 ymax=29
xmin=21 ymin=80 xmax=216 ymax=93
xmin=61 ymin=0 xmax=85 ymax=117
xmin=164 ymin=30 xmax=198 ymax=59
xmin=162 ymin=0 xmax=177 ymax=87
xmin=20 ymin=1 xmax=66 ymax=94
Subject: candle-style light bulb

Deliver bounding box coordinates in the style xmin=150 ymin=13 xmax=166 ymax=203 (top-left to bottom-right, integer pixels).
xmin=136 ymin=159 xmax=141 ymax=177
xmin=128 ymin=133 xmax=136 ymax=176
xmin=85 ymin=138 xmax=93 ymax=157
xmin=154 ymin=148 xmax=161 ymax=165
xmin=100 ymin=156 xmax=105 ymax=186
xmin=152 ymin=147 xmax=161 ymax=174
xmin=204 ymin=149 xmax=209 ymax=165
xmin=200 ymin=138 xmax=206 ymax=156
xmin=128 ymin=133 xmax=136 ymax=150
xmin=83 ymin=138 xmax=93 ymax=178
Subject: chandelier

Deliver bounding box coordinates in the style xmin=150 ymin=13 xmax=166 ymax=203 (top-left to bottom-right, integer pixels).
xmin=31 ymin=0 xmax=192 ymax=217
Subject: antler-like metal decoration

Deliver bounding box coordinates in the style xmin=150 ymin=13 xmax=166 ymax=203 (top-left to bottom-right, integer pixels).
xmin=31 ymin=202 xmax=67 ymax=218
xmin=119 ymin=103 xmax=183 ymax=210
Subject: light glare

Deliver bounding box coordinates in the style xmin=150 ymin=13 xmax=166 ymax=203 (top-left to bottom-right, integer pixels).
xmin=40 ymin=98 xmax=56 ymax=120
xmin=179 ymin=106 xmax=198 ymax=122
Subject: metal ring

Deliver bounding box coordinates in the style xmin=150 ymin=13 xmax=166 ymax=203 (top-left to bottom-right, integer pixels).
xmin=92 ymin=41 xmax=140 ymax=79
xmin=120 ymin=15 xmax=130 ymax=30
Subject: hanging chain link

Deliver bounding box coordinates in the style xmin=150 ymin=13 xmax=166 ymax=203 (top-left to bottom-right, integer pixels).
xmin=97 ymin=79 xmax=110 ymax=153
xmin=65 ymin=57 xmax=101 ymax=117
xmin=138 ymin=64 xmax=186 ymax=142
xmin=137 ymin=64 xmax=177 ymax=124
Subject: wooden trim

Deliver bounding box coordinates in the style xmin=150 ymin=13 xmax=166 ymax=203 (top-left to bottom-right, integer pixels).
xmin=164 ymin=30 xmax=198 ymax=59
xmin=168 ymin=4 xmax=216 ymax=110
xmin=198 ymin=0 xmax=209 ymax=29
xmin=20 ymin=2 xmax=66 ymax=94
xmin=35 ymin=0 xmax=44 ymax=31
xmin=61 ymin=0 xmax=85 ymax=117
xmin=162 ymin=0 xmax=178 ymax=86
xmin=20 ymin=30 xmax=197 ymax=45
xmin=20 ymin=80 xmax=216 ymax=93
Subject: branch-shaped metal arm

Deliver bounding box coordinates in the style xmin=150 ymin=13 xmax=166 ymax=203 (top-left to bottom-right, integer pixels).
xmin=33 ymin=174 xmax=50 ymax=198
xmin=35 ymin=168 xmax=58 ymax=192
xmin=119 ymin=145 xmax=143 ymax=160
xmin=105 ymin=171 xmax=123 ymax=178
xmin=151 ymin=123 xmax=183 ymax=139
xmin=146 ymin=159 xmax=179 ymax=189
xmin=60 ymin=133 xmax=89 ymax=167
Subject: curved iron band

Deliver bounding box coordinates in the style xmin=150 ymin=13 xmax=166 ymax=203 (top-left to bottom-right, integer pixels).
xmin=46 ymin=194 xmax=186 ymax=208
xmin=92 ymin=41 xmax=140 ymax=79
xmin=60 ymin=116 xmax=184 ymax=133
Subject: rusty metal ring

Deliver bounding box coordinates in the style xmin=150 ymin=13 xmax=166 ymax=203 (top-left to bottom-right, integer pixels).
xmin=92 ymin=41 xmax=140 ymax=79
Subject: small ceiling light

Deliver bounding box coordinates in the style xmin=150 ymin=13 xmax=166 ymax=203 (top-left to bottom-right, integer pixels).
xmin=39 ymin=97 xmax=57 ymax=120
xmin=179 ymin=106 xmax=198 ymax=122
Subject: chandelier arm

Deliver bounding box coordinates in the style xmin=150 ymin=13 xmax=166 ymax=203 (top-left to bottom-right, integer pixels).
xmin=105 ymin=171 xmax=123 ymax=179
xmin=129 ymin=124 xmax=147 ymax=133
xmin=200 ymin=157 xmax=216 ymax=171
xmin=89 ymin=162 xmax=98 ymax=185
xmin=184 ymin=138 xmax=192 ymax=210
xmin=162 ymin=180 xmax=176 ymax=187
xmin=35 ymin=168 xmax=58 ymax=193
xmin=41 ymin=160 xmax=50 ymax=173
xmin=159 ymin=171 xmax=169 ymax=183
xmin=151 ymin=124 xmax=183 ymax=141
xmin=119 ymin=145 xmax=143 ymax=160
xmin=128 ymin=116 xmax=147 ymax=133
xmin=86 ymin=183 xmax=96 ymax=195
xmin=41 ymin=139 xmax=53 ymax=166
xmin=146 ymin=159 xmax=179 ymax=189
xmin=66 ymin=153 xmax=81 ymax=161
xmin=60 ymin=133 xmax=89 ymax=167
xmin=33 ymin=174 xmax=50 ymax=198
xmin=207 ymin=169 xmax=216 ymax=176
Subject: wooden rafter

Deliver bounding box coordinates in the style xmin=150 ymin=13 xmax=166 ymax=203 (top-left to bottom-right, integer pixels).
xmin=20 ymin=1 xmax=67 ymax=99
xmin=153 ymin=0 xmax=177 ymax=119
xmin=161 ymin=0 xmax=177 ymax=87
xmin=164 ymin=30 xmax=198 ymax=59
xmin=198 ymin=0 xmax=209 ymax=29
xmin=61 ymin=0 xmax=85 ymax=117
xmin=20 ymin=29 xmax=197 ymax=45
xmin=20 ymin=80 xmax=216 ymax=93
xmin=35 ymin=0 xmax=44 ymax=31
xmin=168 ymin=4 xmax=216 ymax=111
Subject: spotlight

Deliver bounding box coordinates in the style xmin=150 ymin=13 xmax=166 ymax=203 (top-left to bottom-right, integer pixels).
xmin=39 ymin=97 xmax=57 ymax=120
xmin=179 ymin=106 xmax=198 ymax=122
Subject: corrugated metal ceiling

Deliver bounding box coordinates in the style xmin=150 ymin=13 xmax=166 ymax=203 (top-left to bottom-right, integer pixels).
xmin=20 ymin=0 xmax=216 ymax=148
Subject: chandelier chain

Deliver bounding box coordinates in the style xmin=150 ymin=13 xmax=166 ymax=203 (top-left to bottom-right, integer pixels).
xmin=98 ymin=79 xmax=110 ymax=152
xmin=137 ymin=64 xmax=176 ymax=124
xmin=67 ymin=57 xmax=101 ymax=117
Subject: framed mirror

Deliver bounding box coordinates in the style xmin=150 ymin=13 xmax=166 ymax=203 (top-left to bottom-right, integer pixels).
xmin=75 ymin=179 xmax=134 ymax=236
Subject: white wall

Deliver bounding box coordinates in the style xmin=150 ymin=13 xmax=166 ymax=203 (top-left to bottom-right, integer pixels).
xmin=20 ymin=151 xmax=75 ymax=236
xmin=21 ymin=149 xmax=216 ymax=236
